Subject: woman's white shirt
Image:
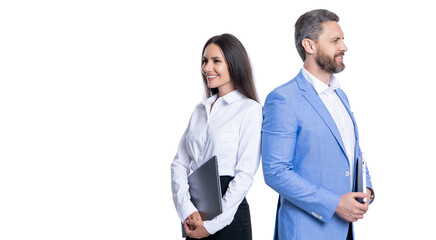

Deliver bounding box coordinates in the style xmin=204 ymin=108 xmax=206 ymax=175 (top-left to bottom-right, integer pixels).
xmin=171 ymin=90 xmax=262 ymax=235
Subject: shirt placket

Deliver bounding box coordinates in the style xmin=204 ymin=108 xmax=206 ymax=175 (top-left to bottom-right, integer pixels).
xmin=208 ymin=98 xmax=221 ymax=122
xmin=200 ymin=99 xmax=222 ymax=164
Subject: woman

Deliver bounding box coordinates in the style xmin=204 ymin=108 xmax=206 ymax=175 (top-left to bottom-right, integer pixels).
xmin=171 ymin=33 xmax=262 ymax=240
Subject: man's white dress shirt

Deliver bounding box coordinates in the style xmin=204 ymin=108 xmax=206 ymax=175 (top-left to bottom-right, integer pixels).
xmin=302 ymin=67 xmax=356 ymax=188
xmin=171 ymin=90 xmax=262 ymax=234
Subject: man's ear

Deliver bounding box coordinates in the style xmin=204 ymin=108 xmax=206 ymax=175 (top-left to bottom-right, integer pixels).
xmin=302 ymin=38 xmax=316 ymax=55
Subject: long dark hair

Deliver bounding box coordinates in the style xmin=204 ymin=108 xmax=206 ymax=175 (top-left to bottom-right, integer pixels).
xmin=201 ymin=33 xmax=259 ymax=102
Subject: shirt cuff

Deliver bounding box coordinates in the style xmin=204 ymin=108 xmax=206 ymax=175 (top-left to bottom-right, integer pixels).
xmin=179 ymin=202 xmax=198 ymax=222
xmin=203 ymin=220 xmax=220 ymax=235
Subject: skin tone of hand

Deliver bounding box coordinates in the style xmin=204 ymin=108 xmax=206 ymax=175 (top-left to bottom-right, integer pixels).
xmin=185 ymin=211 xmax=202 ymax=231
xmin=335 ymin=188 xmax=372 ymax=222
xmin=184 ymin=219 xmax=210 ymax=239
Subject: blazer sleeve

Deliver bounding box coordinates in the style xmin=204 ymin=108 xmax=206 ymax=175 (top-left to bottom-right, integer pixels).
xmin=262 ymin=90 xmax=340 ymax=223
xmin=365 ymin=156 xmax=375 ymax=204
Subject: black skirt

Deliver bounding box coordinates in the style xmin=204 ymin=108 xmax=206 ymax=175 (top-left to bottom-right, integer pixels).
xmin=186 ymin=176 xmax=252 ymax=240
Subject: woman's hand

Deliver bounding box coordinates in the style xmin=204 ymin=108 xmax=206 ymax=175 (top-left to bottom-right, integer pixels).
xmin=184 ymin=219 xmax=210 ymax=239
xmin=185 ymin=211 xmax=202 ymax=230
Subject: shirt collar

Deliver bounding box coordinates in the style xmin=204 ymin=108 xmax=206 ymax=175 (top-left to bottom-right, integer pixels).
xmin=202 ymin=89 xmax=244 ymax=106
xmin=301 ymin=67 xmax=341 ymax=94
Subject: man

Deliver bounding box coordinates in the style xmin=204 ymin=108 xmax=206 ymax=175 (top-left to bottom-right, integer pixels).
xmin=262 ymin=9 xmax=374 ymax=239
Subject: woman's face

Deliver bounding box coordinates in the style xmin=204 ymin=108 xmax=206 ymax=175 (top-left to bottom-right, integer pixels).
xmin=202 ymin=44 xmax=235 ymax=97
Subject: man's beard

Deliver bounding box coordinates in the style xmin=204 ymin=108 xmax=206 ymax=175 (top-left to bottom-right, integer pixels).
xmin=315 ymin=49 xmax=345 ymax=74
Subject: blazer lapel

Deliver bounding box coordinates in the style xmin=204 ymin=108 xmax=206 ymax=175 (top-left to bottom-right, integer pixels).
xmin=295 ymin=72 xmax=348 ymax=158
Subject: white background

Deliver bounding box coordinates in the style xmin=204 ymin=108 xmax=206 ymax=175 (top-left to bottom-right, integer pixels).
xmin=1 ymin=0 xmax=435 ymax=239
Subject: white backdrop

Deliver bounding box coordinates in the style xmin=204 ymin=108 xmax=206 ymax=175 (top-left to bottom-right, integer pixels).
xmin=1 ymin=0 xmax=435 ymax=239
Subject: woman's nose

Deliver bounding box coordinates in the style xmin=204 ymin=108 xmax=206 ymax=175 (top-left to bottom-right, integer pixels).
xmin=203 ymin=61 xmax=213 ymax=73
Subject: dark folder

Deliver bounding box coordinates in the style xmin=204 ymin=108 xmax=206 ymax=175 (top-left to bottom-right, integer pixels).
xmin=355 ymin=154 xmax=367 ymax=203
xmin=182 ymin=156 xmax=222 ymax=237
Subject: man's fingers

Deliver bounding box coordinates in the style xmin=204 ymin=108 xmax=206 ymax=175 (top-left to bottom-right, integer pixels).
xmin=350 ymin=192 xmax=369 ymax=211
xmin=348 ymin=213 xmax=365 ymax=222
xmin=358 ymin=201 xmax=369 ymax=212
xmin=353 ymin=208 xmax=366 ymax=215
xmin=350 ymin=191 xmax=367 ymax=199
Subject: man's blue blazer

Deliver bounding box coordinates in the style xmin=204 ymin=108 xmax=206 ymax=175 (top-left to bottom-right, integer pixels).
xmin=262 ymin=71 xmax=374 ymax=239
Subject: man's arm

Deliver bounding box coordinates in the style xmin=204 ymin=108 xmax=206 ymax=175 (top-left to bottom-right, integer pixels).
xmin=261 ymin=90 xmax=339 ymax=223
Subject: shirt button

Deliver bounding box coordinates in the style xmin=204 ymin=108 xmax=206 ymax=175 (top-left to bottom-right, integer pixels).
xmin=345 ymin=171 xmax=350 ymax=177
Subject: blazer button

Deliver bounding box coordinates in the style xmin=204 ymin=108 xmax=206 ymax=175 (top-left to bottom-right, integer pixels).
xmin=345 ymin=171 xmax=350 ymax=177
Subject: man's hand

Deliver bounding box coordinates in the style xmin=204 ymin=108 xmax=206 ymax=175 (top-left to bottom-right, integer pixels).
xmin=335 ymin=191 xmax=371 ymax=222
xmin=185 ymin=211 xmax=202 ymax=230
xmin=184 ymin=219 xmax=210 ymax=239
